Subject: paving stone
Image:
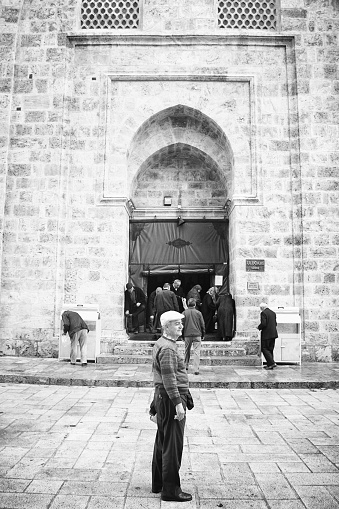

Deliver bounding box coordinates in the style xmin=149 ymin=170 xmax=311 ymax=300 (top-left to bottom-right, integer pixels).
xmin=25 ymin=479 xmax=63 ymax=493
xmin=277 ymin=462 xmax=311 ymax=473
xmin=197 ymin=483 xmax=263 ymax=499
xmin=48 ymin=495 xmax=89 ymax=509
xmin=299 ymin=453 xmax=339 ymax=472
xmin=316 ymin=445 xmax=339 ymax=463
xmin=254 ymin=473 xmax=299 ymax=500
xmin=0 ymin=493 xmax=53 ymax=509
xmin=294 ymin=485 xmax=339 ymax=509
xmin=327 ymin=485 xmax=339 ymax=502
xmin=285 ymin=472 xmax=339 ymax=485
xmin=0 ymin=479 xmax=31 ymax=492
xmin=59 ymin=480 xmax=128 ymax=496
xmin=267 ymin=502 xmax=306 ymax=509
xmin=124 ymin=498 xmax=161 ymax=508
xmin=87 ymin=496 xmax=125 ymax=509
xmin=249 ymin=462 xmax=281 ymax=473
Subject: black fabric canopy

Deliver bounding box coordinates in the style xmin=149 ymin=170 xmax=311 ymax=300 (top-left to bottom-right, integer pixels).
xmin=129 ymin=221 xmax=228 ymax=277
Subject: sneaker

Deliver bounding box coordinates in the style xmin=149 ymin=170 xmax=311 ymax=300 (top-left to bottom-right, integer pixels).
xmin=81 ymin=363 xmax=87 ymax=367
xmin=194 ymin=371 xmax=199 ymax=375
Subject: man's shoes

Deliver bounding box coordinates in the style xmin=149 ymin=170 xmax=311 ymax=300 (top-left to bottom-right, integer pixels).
xmin=194 ymin=371 xmax=199 ymax=375
xmin=264 ymin=364 xmax=275 ymax=370
xmin=81 ymin=363 xmax=87 ymax=367
xmin=70 ymin=362 xmax=76 ymax=365
xmin=161 ymin=491 xmax=192 ymax=502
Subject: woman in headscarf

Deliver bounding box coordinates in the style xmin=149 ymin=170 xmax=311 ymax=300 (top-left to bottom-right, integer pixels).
xmin=216 ymin=289 xmax=236 ymax=341
xmin=201 ymin=286 xmax=218 ymax=334
xmin=186 ymin=285 xmax=202 ymax=309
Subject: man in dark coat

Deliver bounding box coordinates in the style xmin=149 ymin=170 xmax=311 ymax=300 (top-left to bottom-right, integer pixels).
xmin=151 ymin=284 xmax=179 ymax=334
xmin=160 ymin=283 xmax=179 ymax=313
xmin=124 ymin=283 xmax=146 ymax=333
xmin=257 ymin=302 xmax=278 ymax=369
xmin=170 ymin=279 xmax=186 ymax=313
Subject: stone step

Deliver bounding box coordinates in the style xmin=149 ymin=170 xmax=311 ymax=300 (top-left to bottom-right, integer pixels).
xmin=127 ymin=336 xmax=260 ymax=356
xmin=97 ymin=354 xmax=261 ymax=366
xmin=113 ymin=345 xmax=247 ymax=358
xmin=98 ymin=336 xmax=261 ymax=366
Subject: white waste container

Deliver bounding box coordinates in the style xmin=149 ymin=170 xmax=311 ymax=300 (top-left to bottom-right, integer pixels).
xmin=269 ymin=306 xmax=301 ymax=364
xmin=59 ymin=304 xmax=101 ymax=362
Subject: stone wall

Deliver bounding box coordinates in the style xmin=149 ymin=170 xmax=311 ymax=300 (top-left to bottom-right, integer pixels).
xmin=0 ymin=0 xmax=338 ymax=360
xmin=281 ymin=0 xmax=339 ymax=361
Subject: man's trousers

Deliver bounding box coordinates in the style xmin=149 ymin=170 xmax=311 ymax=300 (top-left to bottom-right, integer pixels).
xmin=261 ymin=337 xmax=275 ymax=367
xmin=184 ymin=336 xmax=202 ymax=373
xmin=152 ymin=388 xmax=187 ymax=496
xmin=70 ymin=329 xmax=88 ymax=364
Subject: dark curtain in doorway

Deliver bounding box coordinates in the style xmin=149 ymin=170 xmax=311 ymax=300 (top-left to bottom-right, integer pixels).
xmin=129 ymin=221 xmax=228 ymax=290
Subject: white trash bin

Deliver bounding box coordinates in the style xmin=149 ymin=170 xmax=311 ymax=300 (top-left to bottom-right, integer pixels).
xmin=269 ymin=306 xmax=301 ymax=365
xmin=59 ymin=304 xmax=101 ymax=362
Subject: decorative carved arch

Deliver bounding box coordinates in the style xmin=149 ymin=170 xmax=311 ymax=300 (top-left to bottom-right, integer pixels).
xmin=127 ymin=105 xmax=234 ymax=204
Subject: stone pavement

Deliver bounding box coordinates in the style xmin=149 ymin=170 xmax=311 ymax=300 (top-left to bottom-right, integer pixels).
xmin=1 ymin=382 xmax=339 ymax=509
xmin=0 ymin=356 xmax=339 ymax=389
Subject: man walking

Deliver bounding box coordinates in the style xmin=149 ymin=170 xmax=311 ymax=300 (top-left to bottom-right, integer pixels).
xmin=62 ymin=310 xmax=89 ymax=366
xmin=257 ymin=302 xmax=278 ymax=370
xmin=183 ymin=298 xmax=205 ymax=375
xmin=151 ymin=310 xmax=192 ymax=503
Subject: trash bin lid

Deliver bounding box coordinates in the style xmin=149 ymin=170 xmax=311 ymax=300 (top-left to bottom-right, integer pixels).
xmin=273 ymin=306 xmax=301 ymax=323
xmin=61 ymin=303 xmax=100 ymax=320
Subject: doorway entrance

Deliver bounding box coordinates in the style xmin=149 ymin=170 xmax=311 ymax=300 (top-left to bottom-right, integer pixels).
xmin=128 ymin=219 xmax=229 ymax=340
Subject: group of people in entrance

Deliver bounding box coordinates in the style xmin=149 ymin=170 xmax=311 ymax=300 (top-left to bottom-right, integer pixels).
xmin=124 ymin=280 xmax=236 ymax=339
xmin=124 ymin=279 xmax=237 ymax=375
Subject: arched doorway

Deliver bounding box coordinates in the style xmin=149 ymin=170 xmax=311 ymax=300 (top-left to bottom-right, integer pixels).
xmin=126 ymin=105 xmax=233 ymax=338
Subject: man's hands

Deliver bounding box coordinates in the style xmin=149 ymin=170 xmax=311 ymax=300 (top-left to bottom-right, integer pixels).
xmin=174 ymin=403 xmax=185 ymax=421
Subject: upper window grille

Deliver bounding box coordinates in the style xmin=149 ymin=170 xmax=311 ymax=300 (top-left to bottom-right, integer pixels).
xmin=81 ymin=0 xmax=141 ymax=29
xmin=217 ymin=0 xmax=278 ymax=30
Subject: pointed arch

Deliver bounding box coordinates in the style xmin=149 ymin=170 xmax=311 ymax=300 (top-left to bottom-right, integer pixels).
xmin=127 ymin=104 xmax=234 ymax=203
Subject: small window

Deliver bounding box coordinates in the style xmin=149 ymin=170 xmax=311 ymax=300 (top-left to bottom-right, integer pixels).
xmin=217 ymin=0 xmax=278 ymax=30
xmin=81 ymin=0 xmax=141 ymax=29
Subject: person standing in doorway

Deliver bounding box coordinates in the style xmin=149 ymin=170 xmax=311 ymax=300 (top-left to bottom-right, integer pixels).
xmin=171 ymin=279 xmax=186 ymax=313
xmin=216 ymin=290 xmax=236 ymax=341
xmin=182 ymin=298 xmax=205 ymax=375
xmin=62 ymin=310 xmax=89 ymax=367
xmin=150 ymin=287 xmax=163 ymax=332
xmin=186 ymin=284 xmax=202 ymax=309
xmin=157 ymin=283 xmax=179 ymax=314
xmin=201 ymin=286 xmax=218 ymax=334
xmin=257 ymin=302 xmax=278 ymax=370
xmin=124 ymin=283 xmax=146 ymax=334
xmin=151 ymin=310 xmax=192 ymax=503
